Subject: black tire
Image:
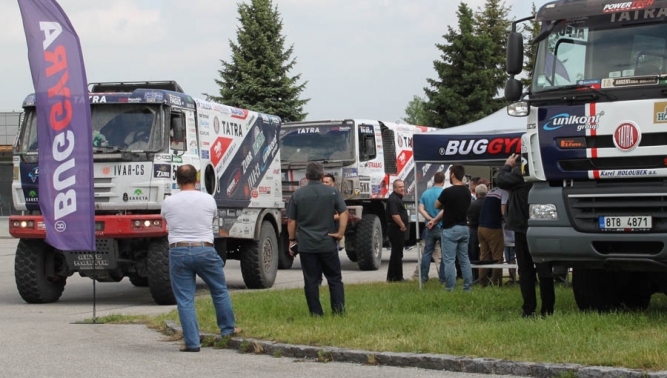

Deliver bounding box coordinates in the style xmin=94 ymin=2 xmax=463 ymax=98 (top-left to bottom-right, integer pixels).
xmin=240 ymin=221 xmax=279 ymax=289
xmin=147 ymin=237 xmax=176 ymax=305
xmin=344 ymin=236 xmax=358 ymax=262
xmin=277 ymin=232 xmax=294 ymax=269
xmin=572 ymin=268 xmax=620 ymax=312
xmin=128 ymin=274 xmax=149 ymax=287
xmin=617 ymin=272 xmax=652 ymax=311
xmin=354 ymin=214 xmax=383 ymax=271
xmin=14 ymin=239 xmax=66 ymax=303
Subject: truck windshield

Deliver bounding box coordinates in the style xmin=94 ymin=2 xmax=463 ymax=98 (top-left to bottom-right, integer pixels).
xmin=17 ymin=104 xmax=162 ymax=153
xmin=279 ymin=124 xmax=355 ymax=162
xmin=532 ymin=15 xmax=667 ymax=93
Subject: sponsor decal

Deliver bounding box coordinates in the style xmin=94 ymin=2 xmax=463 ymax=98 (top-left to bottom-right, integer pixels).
xmin=172 ymin=155 xmax=183 ymax=164
xmin=219 ymin=120 xmax=243 ymax=137
xmin=251 ymin=189 xmax=259 ymax=198
xmin=543 ymin=112 xmax=603 ymax=131
xmin=26 ymin=189 xmax=39 ymax=203
xmin=29 ymin=167 xmax=39 ymax=183
xmin=230 ymin=107 xmax=249 ymax=120
xmin=611 ymin=6 xmax=667 ymax=22
xmin=213 ymin=116 xmax=220 ymax=134
xmin=359 ymin=125 xmax=373 ymax=134
xmin=557 ymin=137 xmax=586 ymax=149
xmin=154 ymin=163 xmax=170 ymax=178
xmin=260 ymin=136 xmax=278 ymax=171
xmin=438 ymin=137 xmax=521 ymax=156
xmin=113 ymin=164 xmax=145 ymax=176
xmin=601 ymin=77 xmax=659 ymax=88
xmin=226 ymin=169 xmax=241 ymax=196
xmin=600 ymin=169 xmax=657 ymax=177
xmin=202 ymin=150 xmax=210 ymax=159
xmin=298 ymin=127 xmax=319 ymax=134
xmin=168 ymin=94 xmax=183 ymax=106
xmin=144 ymin=91 xmax=163 ymax=103
xmin=343 ymin=168 xmax=358 ymax=178
xmin=654 ymin=102 xmax=667 ymax=123
xmin=101 ymin=166 xmax=111 ymax=175
xmin=241 ymin=150 xmax=254 ymax=174
xmin=128 ymin=189 xmax=148 ymax=201
xmin=368 ymin=161 xmax=383 ymax=169
xmin=89 ymin=95 xmax=106 ymax=103
xmin=613 ymin=122 xmax=641 ymax=151
xmin=604 ymin=0 xmax=655 ymax=13
xmin=252 ymin=129 xmax=266 ymax=155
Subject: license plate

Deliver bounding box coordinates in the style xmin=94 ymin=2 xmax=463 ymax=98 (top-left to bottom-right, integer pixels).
xmin=599 ymin=216 xmax=652 ymax=231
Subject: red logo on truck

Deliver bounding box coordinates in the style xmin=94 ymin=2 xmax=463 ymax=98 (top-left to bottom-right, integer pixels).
xmin=613 ymin=122 xmax=640 ymax=151
xmin=210 ymin=137 xmax=234 ymax=167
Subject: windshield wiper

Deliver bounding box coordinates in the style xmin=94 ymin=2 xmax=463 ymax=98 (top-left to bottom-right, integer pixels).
xmin=534 ymin=84 xmax=617 ymax=101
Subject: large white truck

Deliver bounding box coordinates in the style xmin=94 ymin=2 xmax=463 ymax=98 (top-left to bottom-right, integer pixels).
xmin=278 ymin=119 xmax=444 ymax=270
xmin=10 ymin=81 xmax=283 ymax=305
xmin=505 ymin=0 xmax=667 ymax=310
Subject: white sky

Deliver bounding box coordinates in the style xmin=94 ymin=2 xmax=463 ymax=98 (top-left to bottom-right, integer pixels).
xmin=0 ymin=0 xmax=548 ymax=122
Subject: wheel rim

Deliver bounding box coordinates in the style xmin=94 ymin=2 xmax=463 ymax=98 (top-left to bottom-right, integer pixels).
xmin=262 ymin=238 xmax=274 ymax=273
xmin=372 ymin=226 xmax=381 ymax=258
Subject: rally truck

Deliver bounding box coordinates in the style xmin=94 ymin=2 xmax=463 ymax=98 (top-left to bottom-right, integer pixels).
xmin=505 ymin=0 xmax=667 ymax=310
xmin=10 ymin=81 xmax=283 ymax=305
xmin=278 ymin=119 xmax=444 ymax=270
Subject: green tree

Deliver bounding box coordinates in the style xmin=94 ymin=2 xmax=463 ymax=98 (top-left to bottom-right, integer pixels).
xmin=474 ymin=0 xmax=512 ymax=111
xmin=520 ymin=3 xmax=540 ymax=88
xmin=207 ymin=0 xmax=309 ymax=122
xmin=401 ymin=95 xmax=429 ymax=125
xmin=423 ymin=2 xmax=497 ymax=128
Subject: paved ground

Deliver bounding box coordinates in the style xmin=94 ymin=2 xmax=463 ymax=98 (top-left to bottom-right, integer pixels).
xmin=0 ymin=217 xmax=516 ymax=378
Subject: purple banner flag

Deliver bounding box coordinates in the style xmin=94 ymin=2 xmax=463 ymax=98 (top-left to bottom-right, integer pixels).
xmin=18 ymin=0 xmax=95 ymax=251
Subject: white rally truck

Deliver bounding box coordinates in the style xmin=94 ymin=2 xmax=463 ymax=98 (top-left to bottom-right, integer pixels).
xmin=10 ymin=81 xmax=283 ymax=305
xmin=505 ymin=0 xmax=667 ymax=310
xmin=278 ymin=119 xmax=444 ymax=271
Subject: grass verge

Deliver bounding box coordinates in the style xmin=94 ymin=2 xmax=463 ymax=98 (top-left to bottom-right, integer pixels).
xmin=98 ymin=280 xmax=667 ymax=370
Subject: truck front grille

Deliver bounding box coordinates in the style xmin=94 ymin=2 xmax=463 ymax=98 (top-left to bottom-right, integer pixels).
xmin=564 ymin=183 xmax=667 ymax=233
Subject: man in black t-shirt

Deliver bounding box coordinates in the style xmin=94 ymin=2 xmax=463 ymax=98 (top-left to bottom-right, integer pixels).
xmin=433 ymin=164 xmax=473 ymax=291
xmin=386 ymin=179 xmax=409 ymax=282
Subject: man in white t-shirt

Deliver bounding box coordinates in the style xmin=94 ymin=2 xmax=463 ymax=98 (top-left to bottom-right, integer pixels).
xmin=161 ymin=164 xmax=240 ymax=352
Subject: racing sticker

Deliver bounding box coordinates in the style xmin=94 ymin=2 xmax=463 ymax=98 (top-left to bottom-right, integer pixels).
xmin=154 ymin=163 xmax=171 ymax=178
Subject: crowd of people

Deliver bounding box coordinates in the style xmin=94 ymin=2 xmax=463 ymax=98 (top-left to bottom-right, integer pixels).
xmin=164 ymin=160 xmax=560 ymax=352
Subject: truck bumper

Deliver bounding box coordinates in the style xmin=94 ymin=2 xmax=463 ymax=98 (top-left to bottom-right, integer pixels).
xmin=9 ymin=215 xmax=167 ymax=239
xmin=528 ymin=226 xmax=667 ymax=271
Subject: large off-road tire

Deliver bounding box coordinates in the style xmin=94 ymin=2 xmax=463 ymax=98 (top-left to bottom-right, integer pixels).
xmin=344 ymin=236 xmax=358 ymax=262
xmin=240 ymin=221 xmax=279 ymax=289
xmin=14 ymin=239 xmax=66 ymax=303
xmin=354 ymin=214 xmax=383 ymax=271
xmin=128 ymin=274 xmax=149 ymax=287
xmin=616 ymin=272 xmax=652 ymax=311
xmin=147 ymin=237 xmax=176 ymax=305
xmin=278 ymin=232 xmax=294 ymax=269
xmin=572 ymin=268 xmax=620 ymax=312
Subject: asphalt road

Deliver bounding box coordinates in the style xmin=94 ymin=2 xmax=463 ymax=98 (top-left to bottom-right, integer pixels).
xmin=0 ymin=218 xmax=515 ymax=378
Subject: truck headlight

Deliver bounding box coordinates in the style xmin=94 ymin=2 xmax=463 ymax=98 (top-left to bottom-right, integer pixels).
xmin=529 ymin=204 xmax=557 ymax=220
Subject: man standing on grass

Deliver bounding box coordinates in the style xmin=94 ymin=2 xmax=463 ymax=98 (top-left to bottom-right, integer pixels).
xmin=287 ymin=162 xmax=348 ymax=316
xmin=415 ymin=172 xmax=446 ymax=283
xmin=386 ymin=179 xmax=409 ymax=282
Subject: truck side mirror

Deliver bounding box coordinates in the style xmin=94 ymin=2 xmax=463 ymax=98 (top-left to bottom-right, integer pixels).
xmin=171 ymin=113 xmax=185 ymax=142
xmin=506 ymin=31 xmax=524 ymax=75
xmin=365 ymin=137 xmax=376 ymax=158
xmin=505 ymin=77 xmax=523 ymax=101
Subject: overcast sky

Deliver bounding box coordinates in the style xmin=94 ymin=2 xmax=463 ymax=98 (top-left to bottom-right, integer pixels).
xmin=1 ymin=0 xmax=548 ymax=122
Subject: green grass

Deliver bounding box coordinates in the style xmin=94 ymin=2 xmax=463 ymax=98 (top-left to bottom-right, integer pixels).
xmin=100 ymin=280 xmax=667 ymax=371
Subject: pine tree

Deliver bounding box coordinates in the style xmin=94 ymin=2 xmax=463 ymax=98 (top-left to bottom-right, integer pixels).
xmin=423 ymin=3 xmax=497 ymax=128
xmin=401 ymin=95 xmax=429 ymax=125
xmin=474 ymin=0 xmax=512 ymax=111
xmin=207 ymin=0 xmax=309 ymax=122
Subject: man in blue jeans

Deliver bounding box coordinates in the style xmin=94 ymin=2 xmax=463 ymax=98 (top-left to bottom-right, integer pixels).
xmin=418 ymin=171 xmax=446 ymax=282
xmin=161 ymin=164 xmax=241 ymax=352
xmin=432 ymin=164 xmax=473 ymax=291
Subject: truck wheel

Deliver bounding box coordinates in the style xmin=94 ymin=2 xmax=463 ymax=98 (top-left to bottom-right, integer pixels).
xmin=147 ymin=237 xmax=176 ymax=305
xmin=344 ymin=236 xmax=358 ymax=262
xmin=572 ymin=268 xmax=619 ymax=312
xmin=354 ymin=214 xmax=382 ymax=270
xmin=14 ymin=239 xmax=66 ymax=303
xmin=241 ymin=221 xmax=279 ymax=289
xmin=617 ymin=272 xmax=652 ymax=311
xmin=128 ymin=274 xmax=149 ymax=287
xmin=278 ymin=232 xmax=294 ymax=269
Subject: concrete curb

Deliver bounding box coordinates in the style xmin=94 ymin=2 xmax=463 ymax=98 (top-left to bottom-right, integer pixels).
xmin=164 ymin=320 xmax=667 ymax=378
